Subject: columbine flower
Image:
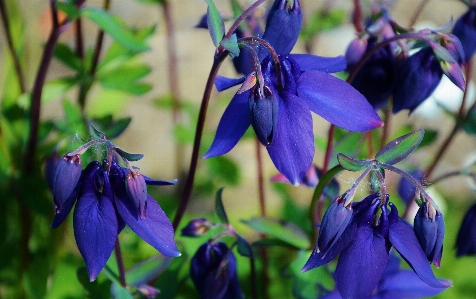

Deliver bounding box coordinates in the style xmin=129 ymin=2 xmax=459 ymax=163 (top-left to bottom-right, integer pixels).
xmin=205 ymin=0 xmax=382 ymax=185
xmin=52 ymin=154 xmax=82 ymax=213
xmin=190 ymin=241 xmax=243 ymax=299
xmin=303 ymin=194 xmax=449 ymax=299
xmin=452 ymin=6 xmax=476 ymax=63
xmin=455 ymin=202 xmax=476 ymax=257
xmin=319 ymin=253 xmax=448 ymax=299
xmin=50 ymin=160 xmax=180 ymax=281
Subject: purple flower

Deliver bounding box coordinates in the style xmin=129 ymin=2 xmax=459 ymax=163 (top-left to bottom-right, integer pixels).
xmin=205 ymin=1 xmax=382 ymax=185
xmin=51 ymin=160 xmax=180 ymax=281
xmin=191 ymin=241 xmax=243 ymax=299
xmin=396 ymin=168 xmax=425 ymax=206
xmin=303 ymin=194 xmax=449 ymax=299
xmin=414 ymin=202 xmax=445 ymax=267
xmin=455 ymin=202 xmax=476 ymax=257
xmin=181 ymin=218 xmax=213 ymax=237
xmin=320 ymin=253 xmax=448 ymax=299
xmin=452 ymin=6 xmax=476 ymax=63
xmin=52 ymin=154 xmax=82 ymax=213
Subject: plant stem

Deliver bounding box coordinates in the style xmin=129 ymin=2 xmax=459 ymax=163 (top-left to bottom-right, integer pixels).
xmin=114 ymin=238 xmax=127 ymax=287
xmin=172 ymin=50 xmax=229 ymax=231
xmin=255 ymin=138 xmax=266 ymax=216
xmin=249 ymin=257 xmax=258 ymax=299
xmin=352 ymin=0 xmax=363 ymax=34
xmin=408 ymin=0 xmax=429 ymax=28
xmin=224 ymin=0 xmax=266 ymax=41
xmin=0 ymin=0 xmax=26 ymax=93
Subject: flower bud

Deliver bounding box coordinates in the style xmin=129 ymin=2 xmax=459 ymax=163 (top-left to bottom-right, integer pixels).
xmin=52 ymin=154 xmax=82 ymax=213
xmin=397 ymin=168 xmax=424 ymax=206
xmin=345 ymin=36 xmax=368 ymax=69
xmin=125 ymin=171 xmax=148 ymax=219
xmin=261 ymin=0 xmax=302 ymax=57
xmin=317 ymin=195 xmax=353 ymax=252
xmin=414 ymin=202 xmax=445 ymax=267
xmin=248 ymin=84 xmax=279 ymax=145
xmin=137 ymin=284 xmax=160 ymax=299
xmin=182 ymin=218 xmax=213 ymax=237
xmin=191 ymin=242 xmax=243 ymax=299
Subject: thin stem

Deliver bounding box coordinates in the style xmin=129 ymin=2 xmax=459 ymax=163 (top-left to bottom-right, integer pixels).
xmin=380 ymin=107 xmax=391 ymax=148
xmin=224 ymin=0 xmax=266 ymax=41
xmin=0 ymin=0 xmax=26 ymax=92
xmin=255 ymin=138 xmax=266 ymax=216
xmin=172 ymin=50 xmax=229 ymax=231
xmin=25 ymin=0 xmax=72 ymax=173
xmin=75 ymin=18 xmax=84 ymax=59
xmin=322 ymin=125 xmax=335 ymax=173
xmin=430 ymin=170 xmax=466 ymax=185
xmin=114 ymin=238 xmax=127 ymax=287
xmin=352 ymin=0 xmax=363 ymax=34
xmin=408 ymin=0 xmax=429 ymax=28
xmin=424 ymin=123 xmax=459 ymax=181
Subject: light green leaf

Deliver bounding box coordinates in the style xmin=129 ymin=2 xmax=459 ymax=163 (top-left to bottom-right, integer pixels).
xmin=337 ymin=153 xmax=372 ymax=171
xmin=205 ymin=0 xmax=225 ymax=46
xmin=375 ymin=129 xmax=424 ymax=165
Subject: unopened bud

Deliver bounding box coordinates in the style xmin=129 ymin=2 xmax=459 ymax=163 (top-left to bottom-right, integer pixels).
xmin=125 ymin=171 xmax=147 ymax=219
xmin=52 ymin=154 xmax=82 ymax=213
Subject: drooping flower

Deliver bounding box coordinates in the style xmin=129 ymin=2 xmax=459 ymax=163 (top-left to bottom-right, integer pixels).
xmin=396 ymin=168 xmax=425 ymax=205
xmin=205 ymin=0 xmax=382 ymax=185
xmin=452 ymin=6 xmax=476 ymax=63
xmin=51 ymin=160 xmax=180 ymax=281
xmin=303 ymin=194 xmax=449 ymax=299
xmin=455 ymin=202 xmax=476 ymax=257
xmin=52 ymin=154 xmax=82 ymax=213
xmin=190 ymin=241 xmax=243 ymax=299
xmin=320 ymin=252 xmax=448 ymax=299
xmin=414 ymin=201 xmax=445 ymax=267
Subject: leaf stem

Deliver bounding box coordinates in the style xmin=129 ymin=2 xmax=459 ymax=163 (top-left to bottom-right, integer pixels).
xmin=114 ymin=238 xmax=127 ymax=287
xmin=172 ymin=50 xmax=229 ymax=231
xmin=224 ymin=0 xmax=266 ymax=41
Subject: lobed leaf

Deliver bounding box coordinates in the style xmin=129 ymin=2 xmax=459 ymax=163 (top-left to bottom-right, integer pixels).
xmin=337 ymin=153 xmax=372 ymax=171
xmin=205 ymin=0 xmax=225 ymax=46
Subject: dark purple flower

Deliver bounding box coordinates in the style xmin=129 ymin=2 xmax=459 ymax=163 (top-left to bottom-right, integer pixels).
xmin=303 ymin=194 xmax=449 ymax=299
xmin=452 ymin=6 xmax=476 ymax=63
xmin=191 ymin=241 xmax=243 ymax=299
xmin=317 ymin=195 xmax=353 ymax=253
xmin=397 ymin=168 xmax=425 ymax=206
xmin=51 ymin=160 xmax=180 ymax=281
xmin=347 ymin=37 xmax=396 ymax=109
xmin=320 ymin=253 xmax=448 ymax=299
xmin=414 ymin=202 xmax=445 ymax=267
xmin=392 ymin=47 xmax=443 ymax=113
xmin=455 ymin=202 xmax=476 ymax=257
xmin=205 ymin=0 xmax=382 ymax=185
xmin=182 ymin=218 xmax=213 ymax=237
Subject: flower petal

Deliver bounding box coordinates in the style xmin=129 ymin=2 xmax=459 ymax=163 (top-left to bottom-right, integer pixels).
xmin=203 ymin=91 xmax=251 ymax=158
xmin=298 ymin=70 xmax=383 ymax=131
xmin=379 ymin=268 xmax=448 ymax=298
xmin=116 ymin=194 xmax=181 ymax=257
xmin=73 ymin=190 xmax=118 ymax=281
xmin=389 ymin=219 xmax=451 ymax=288
xmin=335 ymin=225 xmax=389 ymax=299
xmin=266 ymin=92 xmax=313 ymax=185
xmin=214 ymin=75 xmax=245 ymax=92
xmin=289 ymin=54 xmax=347 ymax=73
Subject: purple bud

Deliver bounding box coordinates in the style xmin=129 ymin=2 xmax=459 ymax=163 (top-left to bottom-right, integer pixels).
xmin=137 ymin=284 xmax=160 ymax=299
xmin=125 ymin=171 xmax=147 ymax=219
xmin=182 ymin=218 xmax=213 ymax=237
xmin=345 ymin=36 xmax=368 ymax=68
xmin=414 ymin=202 xmax=445 ymax=268
xmin=248 ymin=84 xmax=279 ymax=145
xmin=52 ymin=154 xmax=82 ymax=213
xmin=191 ymin=242 xmax=243 ymax=299
xmin=452 ymin=6 xmax=476 ymax=63
xmin=397 ymin=168 xmax=425 ymax=206
xmin=317 ymin=195 xmax=353 ymax=252
xmin=44 ymin=151 xmax=60 ymax=191
xmin=261 ymin=0 xmax=302 ymax=57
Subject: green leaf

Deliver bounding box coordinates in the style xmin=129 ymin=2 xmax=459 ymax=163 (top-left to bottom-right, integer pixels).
xmin=337 ymin=153 xmax=372 ymax=171
xmin=56 ymin=1 xmax=81 ymax=19
xmin=91 ymin=116 xmax=132 ymax=139
xmin=82 ymin=7 xmax=150 ymax=52
xmin=215 ymin=187 xmax=229 ymax=224
xmin=126 ymin=255 xmax=173 ymax=286
xmin=241 ymin=217 xmax=310 ymax=249
xmin=207 ymin=156 xmax=240 ymax=185
xmin=237 ymin=235 xmax=253 ymax=258
xmin=110 ymin=283 xmax=134 ymax=299
xmin=464 ymin=107 xmax=476 ymax=135
xmin=77 ymin=268 xmax=111 ymax=299
xmin=97 ymin=64 xmax=152 ymax=95
xmin=54 ymin=43 xmax=83 ymax=71
xmin=89 ymin=123 xmax=105 ymax=139
xmin=114 ymin=147 xmax=144 ymax=161
xmin=375 ymin=129 xmax=424 ymax=165
xmin=205 ymin=0 xmax=225 ymax=46
xmin=220 ymin=34 xmax=240 ymax=58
